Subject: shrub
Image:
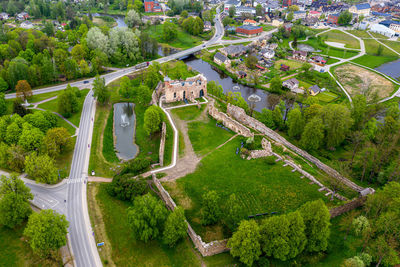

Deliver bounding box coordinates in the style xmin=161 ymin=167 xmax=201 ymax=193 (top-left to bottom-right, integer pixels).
xmin=120 ymin=157 xmax=151 ymax=176
xmin=264 ymin=156 xmax=276 ymax=165
xmin=107 ymin=174 xmax=147 ymax=201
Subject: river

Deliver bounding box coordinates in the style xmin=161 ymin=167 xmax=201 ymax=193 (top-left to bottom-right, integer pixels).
xmin=91 ymin=13 xmax=127 ymax=28
xmin=184 ymin=57 xmax=272 ymax=112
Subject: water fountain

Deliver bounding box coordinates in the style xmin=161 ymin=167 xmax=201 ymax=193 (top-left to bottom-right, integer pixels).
xmin=120 ymin=114 xmax=129 ymax=127
xmin=233 ymin=85 xmax=241 ymax=91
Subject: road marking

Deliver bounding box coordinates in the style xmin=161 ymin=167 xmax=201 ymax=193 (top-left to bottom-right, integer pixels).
xmin=34 ymin=195 xmax=59 ymax=208
xmin=67 ymin=178 xmax=84 ymax=184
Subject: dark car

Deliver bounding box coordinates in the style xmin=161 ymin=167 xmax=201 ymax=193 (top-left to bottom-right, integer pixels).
xmin=83 ymin=80 xmax=89 ymax=84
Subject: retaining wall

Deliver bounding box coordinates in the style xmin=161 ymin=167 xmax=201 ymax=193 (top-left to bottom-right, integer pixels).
xmin=329 ymin=197 xmax=367 ymax=218
xmin=159 ymin=122 xmax=167 ymax=167
xmin=227 ymin=104 xmax=366 ymax=193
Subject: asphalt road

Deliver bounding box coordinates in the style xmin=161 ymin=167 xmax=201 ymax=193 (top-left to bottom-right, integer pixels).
xmin=11 ymin=8 xmax=279 ymax=266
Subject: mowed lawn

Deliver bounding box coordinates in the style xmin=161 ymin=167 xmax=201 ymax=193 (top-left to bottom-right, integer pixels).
xmin=274 ymin=59 xmax=304 ymax=70
xmin=301 ymin=37 xmax=359 ymax=59
xmin=346 ymin=29 xmax=370 ymax=39
xmin=352 ymin=39 xmax=399 ymax=68
xmin=93 ymin=183 xmax=201 ymax=267
xmin=187 ymin=117 xmax=234 ymax=156
xmin=167 ymin=138 xmax=327 ymax=240
xmin=171 ymin=105 xmax=206 ymax=121
xmin=144 ymin=24 xmax=203 ymax=50
xmin=319 ymin=30 xmax=360 ymax=49
xmin=380 ymin=39 xmax=400 ymax=53
xmin=314 ymin=91 xmax=339 ymax=103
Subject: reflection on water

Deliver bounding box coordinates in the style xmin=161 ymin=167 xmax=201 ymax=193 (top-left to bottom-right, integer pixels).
xmin=157 ymin=45 xmax=180 ymax=57
xmin=91 ymin=13 xmax=127 ymax=28
xmin=375 ymin=59 xmax=400 ymax=81
xmin=184 ymin=57 xmax=273 ymax=112
xmin=114 ymin=103 xmax=138 ymax=160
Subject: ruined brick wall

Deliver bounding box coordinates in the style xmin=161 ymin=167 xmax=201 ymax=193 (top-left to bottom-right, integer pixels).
xmin=208 ymin=104 xmax=253 ymax=138
xmin=329 ymin=197 xmax=367 ymax=218
xmin=159 ymin=122 xmax=167 ymax=167
xmin=152 ymin=174 xmax=230 ymax=256
xmin=246 ymin=138 xmax=273 ymax=160
xmin=227 ymin=104 xmax=365 ymax=193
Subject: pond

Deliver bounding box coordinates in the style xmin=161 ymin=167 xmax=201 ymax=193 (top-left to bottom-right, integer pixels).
xmin=114 ymin=103 xmax=138 ymax=160
xmin=375 ymin=59 xmax=400 ymax=81
xmin=184 ymin=57 xmax=273 ymax=112
xmin=297 ymin=43 xmax=321 ymax=53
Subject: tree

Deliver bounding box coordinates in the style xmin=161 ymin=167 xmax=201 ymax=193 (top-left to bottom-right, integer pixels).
xmin=93 ymin=76 xmax=110 ymax=105
xmin=286 ymin=211 xmax=307 ymax=259
xmin=135 ymin=84 xmax=152 ymax=105
xmin=144 ymin=105 xmax=163 ymax=136
xmin=63 ymin=58 xmax=80 ymax=80
xmin=376 ymin=44 xmax=383 ymax=56
xmin=228 ymin=220 xmax=261 ymax=266
xmin=24 ymin=111 xmax=57 ymax=133
xmin=272 ymin=106 xmax=284 ymax=129
xmin=299 ymin=199 xmax=331 ymax=253
xmin=287 ymin=106 xmax=304 ymax=139
xmin=44 ymin=127 xmax=73 ymax=158
xmin=0 ymin=173 xmax=33 ymax=228
xmin=180 ymin=10 xmax=189 ymax=19
xmin=245 ymin=55 xmax=258 ymax=69
xmin=25 ymin=153 xmax=58 ymax=184
xmin=0 ymin=93 xmax=6 ymax=116
xmin=203 ymin=10 xmax=212 ymax=22
xmin=225 ymin=193 xmax=243 ymax=231
xmin=287 ymin=12 xmax=294 ymax=22
xmin=0 ymin=77 xmax=8 ymax=92
xmin=301 ymin=63 xmax=312 ymax=72
xmin=24 ymin=209 xmax=69 ymax=257
xmin=125 ymin=9 xmax=141 ymax=28
xmin=338 ymin=10 xmax=352 ymax=25
xmin=71 ymin=44 xmax=86 ymax=62
xmin=163 ymin=22 xmax=178 ymax=42
xmin=163 ymin=207 xmax=187 ymax=247
xmin=270 ymin=76 xmax=282 ymax=94
xmin=201 ymin=190 xmax=221 ymax=225
xmin=260 ymin=215 xmax=290 ymax=261
xmin=109 ymin=27 xmax=141 ymax=64
xmin=107 ymin=174 xmax=147 ymax=201
xmin=18 ymin=125 xmax=44 ymax=151
xmin=352 ymin=215 xmax=370 ymax=237
xmin=79 ymin=59 xmax=91 ymax=76
xmin=259 ymin=108 xmax=275 ymax=128
xmin=321 ymin=104 xmax=353 ymax=149
xmin=8 ymin=57 xmax=29 ymax=89
xmin=43 ymin=21 xmax=55 ymax=36
xmin=127 ymin=193 xmax=168 ymax=242
xmin=351 ymin=95 xmax=367 ymax=130
xmin=229 ymin=6 xmax=236 ymax=18
xmin=5 ymin=122 xmax=22 ymax=145
xmin=255 ymin=4 xmax=263 ymax=16
xmin=15 ymin=80 xmax=32 ymax=101
xmin=58 ymin=84 xmax=79 ymax=117
xmin=86 ymin=27 xmax=109 ymax=54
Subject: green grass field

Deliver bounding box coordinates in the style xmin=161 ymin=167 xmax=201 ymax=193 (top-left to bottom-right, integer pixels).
xmin=90 ymin=183 xmax=201 ymax=266
xmin=315 ymin=91 xmax=339 ymax=103
xmin=380 ymin=40 xmax=400 ymax=53
xmin=102 ymin=107 xmax=119 ymax=163
xmin=352 ymin=39 xmax=399 ymax=68
xmin=369 ymin=31 xmax=389 ymax=40
xmin=171 ymin=105 xmax=206 ymax=121
xmin=144 ymin=24 xmax=203 ymax=50
xmin=346 ymin=30 xmax=370 ymax=39
xmin=301 ymin=38 xmax=359 ymax=59
xmin=166 ymin=138 xmax=328 ymax=240
xmin=319 ymin=30 xmax=360 ymax=49
xmin=326 ymin=58 xmax=340 ymax=65
xmin=274 ymin=59 xmax=304 ymax=70
xmin=187 ymin=117 xmax=234 ymax=156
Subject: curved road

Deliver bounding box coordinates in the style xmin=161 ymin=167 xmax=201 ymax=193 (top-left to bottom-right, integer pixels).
xmin=9 ymin=9 xmax=278 ymax=267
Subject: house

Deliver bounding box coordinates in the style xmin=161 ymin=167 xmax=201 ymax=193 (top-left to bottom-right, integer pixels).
xmin=238 ymin=71 xmax=247 ymax=78
xmin=16 ymin=12 xmax=29 ymax=20
xmin=20 ymin=21 xmax=33 ymax=29
xmin=221 ymin=44 xmax=248 ymax=57
xmin=282 ymin=0 xmax=292 ymax=8
xmin=204 ymin=21 xmax=212 ymax=31
xmin=272 ymin=18 xmax=284 ymax=27
xmin=224 ymin=0 xmax=241 ymax=11
xmin=302 ymin=16 xmax=319 ymax=26
xmin=214 ymin=52 xmax=231 ymax=67
xmin=349 ymin=3 xmax=371 ymax=16
xmin=309 ymin=85 xmax=321 ymax=96
xmin=0 ymin=13 xmax=9 ymax=20
xmin=280 ymin=64 xmax=290 ymax=71
xmin=370 ymin=23 xmax=396 ymax=38
xmin=243 ymin=19 xmax=258 ymax=26
xmin=292 ymin=11 xmax=307 ymax=20
xmin=144 ymin=0 xmax=162 ymax=12
xmin=311 ymin=55 xmax=327 ymax=65
xmin=245 ymin=0 xmax=252 ymax=7
xmin=225 ymin=25 xmax=236 ymax=32
xmin=292 ymin=50 xmax=307 ymax=61
xmin=162 ymin=74 xmax=207 ymax=103
xmin=236 ymin=6 xmax=256 ymax=16
xmin=308 ymin=10 xmax=321 ymax=17
xmin=283 ymin=22 xmax=293 ymax=32
xmin=267 ymin=43 xmax=278 ymax=50
xmin=261 ymin=49 xmax=275 ymax=59
xmin=327 ymin=13 xmax=340 ymax=25
xmin=282 ymin=78 xmax=299 ymax=90
xmin=236 ymin=25 xmax=263 ymax=36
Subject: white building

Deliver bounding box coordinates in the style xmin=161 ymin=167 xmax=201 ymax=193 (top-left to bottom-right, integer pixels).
xmin=224 ymin=0 xmax=241 ymax=12
xmin=370 ymin=23 xmax=396 ymax=38
xmin=20 ymin=21 xmax=33 ymax=29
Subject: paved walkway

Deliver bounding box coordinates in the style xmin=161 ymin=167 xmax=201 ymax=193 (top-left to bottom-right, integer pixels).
xmin=367 ymin=30 xmax=400 ymax=57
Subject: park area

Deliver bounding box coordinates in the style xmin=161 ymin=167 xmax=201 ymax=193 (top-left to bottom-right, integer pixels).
xmin=319 ymin=30 xmax=360 ymax=49
xmin=352 ymin=39 xmax=399 ymax=68
xmin=334 ymin=64 xmax=395 ymax=100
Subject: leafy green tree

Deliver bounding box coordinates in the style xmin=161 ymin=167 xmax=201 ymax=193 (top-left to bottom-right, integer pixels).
xmin=125 ymin=9 xmax=141 ymax=28
xmin=0 ymin=142 xmax=9 ymax=167
xmin=272 ymin=106 xmax=284 ymax=129
xmin=245 ymin=55 xmax=258 ymax=69
xmin=7 ymin=57 xmax=29 ymax=89
xmin=351 ymin=95 xmax=367 ymax=130
xmin=287 ymin=11 xmax=294 ymax=21
xmin=229 ymin=6 xmax=236 ymax=18
xmin=144 ymin=65 xmax=162 ymax=89
xmin=5 ymin=122 xmax=22 ymax=145
xmin=0 ymin=173 xmax=33 ymax=228
xmin=79 ymin=59 xmax=91 ymax=76
xmin=93 ymin=76 xmax=110 ymax=105
xmin=25 ymin=153 xmax=58 ymax=184
xmin=201 ymin=190 xmax=221 ymax=225
xmin=321 ymin=104 xmax=353 ymax=149
xmin=43 ymin=21 xmax=55 ymax=36
xmin=58 ymin=84 xmax=79 ymax=118
xmin=107 ymin=174 xmax=147 ymax=201
xmin=163 ymin=207 xmax=187 ymax=247
xmin=225 ymin=193 xmax=243 ymax=231
xmin=63 ymin=58 xmax=80 ymax=80
xmin=299 ymin=199 xmax=331 ymax=253
xmin=127 ymin=193 xmax=168 ymax=242
xmin=71 ymin=44 xmax=86 ymax=62
xmin=144 ymin=105 xmax=163 ymax=136
xmin=7 ymin=145 xmax=26 ymax=172
xmin=135 ymin=84 xmax=152 ymax=105
xmin=0 ymin=93 xmax=7 ymax=116
xmin=0 ymin=77 xmax=8 ymax=92
xmin=338 ymin=10 xmax=352 ymax=25
xmin=24 ymin=111 xmax=57 ymax=133
xmin=162 ymin=22 xmax=178 ymax=42
xmin=44 ymin=127 xmax=73 ymax=158
xmin=286 ymin=211 xmax=306 ymax=258
xmin=287 ymin=106 xmax=304 ymax=139
xmin=352 ymin=215 xmax=370 ymax=237
xmin=259 ymin=108 xmax=275 ymax=128
xmin=255 ymin=4 xmax=263 ymax=16
xmin=24 ymin=209 xmax=69 ymax=257
xmin=376 ymin=44 xmax=383 ymax=56
xmin=270 ymin=76 xmax=282 ymax=94
xmin=228 ymin=220 xmax=261 ymax=266
xmin=260 ymin=215 xmax=290 ymax=261
xmin=18 ymin=124 xmax=44 ymax=151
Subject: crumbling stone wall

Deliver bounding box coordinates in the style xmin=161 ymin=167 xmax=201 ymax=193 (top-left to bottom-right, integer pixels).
xmin=227 ymin=104 xmax=366 ymax=193
xmin=152 ymin=174 xmax=230 ymax=256
xmin=246 ymin=138 xmax=273 ymax=160
xmin=159 ymin=122 xmax=167 ymax=167
xmin=329 ymin=197 xmax=367 ymax=218
xmin=208 ymin=104 xmax=253 ymax=138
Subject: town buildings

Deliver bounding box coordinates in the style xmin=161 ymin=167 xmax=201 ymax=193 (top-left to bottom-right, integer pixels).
xmin=236 ymin=25 xmax=263 ymax=36
xmin=214 ymin=52 xmax=231 ymax=67
xmin=162 ymin=74 xmax=207 ymax=103
xmin=144 ymin=0 xmax=162 ymax=12
xmin=327 ymin=13 xmax=339 ymax=25
xmin=349 ymin=3 xmax=371 ymax=16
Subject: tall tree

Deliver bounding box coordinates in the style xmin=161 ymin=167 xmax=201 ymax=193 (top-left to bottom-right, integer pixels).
xmin=15 ymin=80 xmax=32 ymax=101
xmin=321 ymin=104 xmax=353 ymax=149
xmin=163 ymin=207 xmax=188 ymax=247
xmin=0 ymin=173 xmax=33 ymax=228
xmin=44 ymin=127 xmax=73 ymax=158
xmin=260 ymin=215 xmax=290 ymax=261
xmin=287 ymin=106 xmax=304 ymax=139
xmin=351 ymin=95 xmax=367 ymax=130
xmin=201 ymin=190 xmax=221 ymax=225
xmin=225 ymin=193 xmax=243 ymax=231
xmin=25 ymin=153 xmax=58 ymax=184
xmin=93 ymin=76 xmax=110 ymax=105
xmin=270 ymin=76 xmax=282 ymax=94
xmin=144 ymin=105 xmax=163 ymax=136
xmin=24 ymin=209 xmax=69 ymax=257
xmin=125 ymin=9 xmax=141 ymax=28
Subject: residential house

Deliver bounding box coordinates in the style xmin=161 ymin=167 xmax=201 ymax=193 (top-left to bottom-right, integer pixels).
xmin=0 ymin=13 xmax=9 ymax=20
xmin=204 ymin=21 xmax=212 ymax=31
xmin=327 ymin=13 xmax=340 ymax=25
xmin=302 ymin=16 xmax=319 ymax=26
xmin=16 ymin=12 xmax=29 ymax=20
xmin=236 ymin=25 xmax=263 ymax=36
xmin=144 ymin=0 xmax=162 ymax=12
xmin=243 ymin=19 xmax=258 ymax=26
xmin=311 ymin=55 xmax=327 ymax=65
xmin=225 ymin=25 xmax=236 ymax=32
xmin=292 ymin=50 xmax=307 ymax=61
xmin=264 ymin=0 xmax=280 ymax=12
xmin=20 ymin=20 xmax=33 ymax=29
xmin=245 ymin=0 xmax=252 ymax=7
xmin=349 ymin=3 xmax=371 ymax=16
xmin=221 ymin=44 xmax=248 ymax=57
xmin=292 ymin=11 xmax=307 ymax=20
xmin=280 ymin=64 xmax=290 ymax=71
xmin=236 ymin=6 xmax=256 ymax=16
xmin=308 ymin=10 xmax=321 ymax=18
xmin=272 ymin=18 xmax=284 ymax=27
xmin=370 ymin=23 xmax=396 ymax=37
xmin=283 ymin=22 xmax=293 ymax=31
xmin=282 ymin=0 xmax=292 ymax=8
xmin=214 ymin=52 xmax=231 ymax=67
xmin=225 ymin=0 xmax=241 ymax=11
xmin=267 ymin=43 xmax=278 ymax=50
xmin=282 ymin=78 xmax=299 ymax=90
xmin=162 ymin=74 xmax=207 ymax=103
xmin=309 ymin=85 xmax=321 ymax=96
xmin=261 ymin=49 xmax=275 ymax=59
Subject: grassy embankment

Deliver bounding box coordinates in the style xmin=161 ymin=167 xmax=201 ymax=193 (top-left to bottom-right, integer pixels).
xmin=352 ymin=39 xmax=399 ymax=68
